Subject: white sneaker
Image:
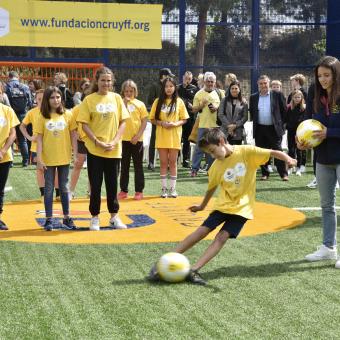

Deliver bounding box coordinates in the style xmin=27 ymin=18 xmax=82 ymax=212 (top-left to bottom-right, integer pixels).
xmin=82 ymin=160 xmax=87 ymax=169
xmin=307 ymin=177 xmax=317 ymax=188
xmin=161 ymin=188 xmax=168 ymax=198
xmin=296 ymin=169 xmax=302 ymax=176
xmin=89 ymin=216 xmax=100 ymax=231
xmin=267 ymin=165 xmax=273 ymax=173
xmin=300 ymin=165 xmax=306 ymax=173
xmin=288 ymin=168 xmax=293 ymax=175
xmin=110 ymin=215 xmax=127 ymax=229
xmin=305 ymin=245 xmax=337 ymax=262
xmin=169 ymin=188 xmax=178 ymax=198
xmin=335 ymin=258 xmax=340 ymax=269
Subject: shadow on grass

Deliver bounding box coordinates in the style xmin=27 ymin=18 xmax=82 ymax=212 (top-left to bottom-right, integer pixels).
xmin=204 ymin=259 xmax=333 ymax=281
xmin=111 ymin=276 xmax=222 ymax=293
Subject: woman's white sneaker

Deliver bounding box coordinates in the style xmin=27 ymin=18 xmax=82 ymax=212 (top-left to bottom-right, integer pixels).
xmin=110 ymin=215 xmax=127 ymax=229
xmin=305 ymin=245 xmax=337 ymax=262
xmin=90 ymin=216 xmax=100 ymax=231
xmin=335 ymin=258 xmax=340 ymax=269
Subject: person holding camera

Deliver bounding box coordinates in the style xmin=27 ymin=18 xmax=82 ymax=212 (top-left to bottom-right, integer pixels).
xmin=190 ymin=72 xmax=224 ymax=177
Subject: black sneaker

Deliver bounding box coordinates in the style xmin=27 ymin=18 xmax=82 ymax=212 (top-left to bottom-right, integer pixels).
xmin=0 ymin=220 xmax=8 ymax=230
xmin=147 ymin=164 xmax=155 ymax=171
xmin=148 ymin=264 xmax=160 ymax=282
xmin=186 ymin=269 xmax=206 ymax=285
xmin=63 ymin=217 xmax=77 ymax=230
xmin=44 ymin=219 xmax=53 ymax=231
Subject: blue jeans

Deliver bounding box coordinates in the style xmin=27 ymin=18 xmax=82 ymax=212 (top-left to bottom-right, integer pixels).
xmin=44 ymin=165 xmax=70 ymax=218
xmin=316 ymin=162 xmax=340 ymax=248
xmin=191 ymin=128 xmax=213 ymax=172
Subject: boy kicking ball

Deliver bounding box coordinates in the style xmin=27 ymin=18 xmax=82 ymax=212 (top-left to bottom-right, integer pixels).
xmin=149 ymin=128 xmax=296 ymax=285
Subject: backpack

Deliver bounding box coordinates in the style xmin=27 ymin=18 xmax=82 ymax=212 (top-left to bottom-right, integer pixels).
xmin=7 ymin=83 xmax=28 ymax=114
xmin=215 ymin=88 xmax=223 ymax=126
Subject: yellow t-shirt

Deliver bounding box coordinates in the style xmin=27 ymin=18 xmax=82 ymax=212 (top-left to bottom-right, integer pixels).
xmin=149 ymin=97 xmax=189 ymax=150
xmin=77 ymin=92 xmax=130 ymax=158
xmin=71 ymin=105 xmax=86 ymax=141
xmin=0 ymin=104 xmax=19 ymax=163
xmin=22 ymin=107 xmax=40 ymax=153
xmin=122 ymin=98 xmax=148 ymax=142
xmin=35 ymin=110 xmax=77 ymax=166
xmin=207 ymin=145 xmax=270 ymax=219
xmin=193 ymin=89 xmax=224 ymax=128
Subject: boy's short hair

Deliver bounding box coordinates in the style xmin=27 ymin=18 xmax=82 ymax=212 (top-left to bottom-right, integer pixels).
xmin=198 ymin=128 xmax=227 ymax=149
xmin=271 ymin=80 xmax=282 ymax=87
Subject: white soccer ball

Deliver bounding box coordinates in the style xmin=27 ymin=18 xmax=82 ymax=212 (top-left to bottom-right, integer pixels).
xmin=157 ymin=252 xmax=190 ymax=283
xmin=296 ymin=119 xmax=325 ymax=148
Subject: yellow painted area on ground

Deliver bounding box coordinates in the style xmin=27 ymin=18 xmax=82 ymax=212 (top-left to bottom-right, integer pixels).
xmin=0 ymin=197 xmax=305 ymax=244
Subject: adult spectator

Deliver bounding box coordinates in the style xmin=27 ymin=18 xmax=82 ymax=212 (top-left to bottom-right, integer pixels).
xmin=287 ymin=73 xmax=307 ymax=104
xmin=190 ymin=72 xmax=224 ymax=177
xmin=224 ymin=73 xmax=237 ymax=92
xmin=6 ymin=71 xmax=32 ymax=167
xmin=147 ymin=67 xmax=175 ymax=171
xmin=28 ymin=79 xmax=43 ymax=107
xmin=249 ymin=74 xmax=288 ymax=181
xmin=73 ymin=77 xmax=90 ymax=106
xmin=177 ymin=71 xmax=198 ymax=168
xmin=0 ymin=82 xmax=10 ymax=107
xmin=53 ymin=72 xmax=74 ymax=109
xmin=218 ymin=80 xmax=248 ymax=145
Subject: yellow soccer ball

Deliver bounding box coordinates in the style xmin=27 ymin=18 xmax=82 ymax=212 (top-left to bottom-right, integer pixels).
xmin=157 ymin=252 xmax=190 ymax=283
xmin=296 ymin=119 xmax=325 ymax=148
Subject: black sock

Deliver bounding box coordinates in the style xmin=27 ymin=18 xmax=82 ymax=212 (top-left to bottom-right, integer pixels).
xmin=55 ymin=188 xmax=60 ymax=197
xmin=39 ymin=187 xmax=44 ymax=196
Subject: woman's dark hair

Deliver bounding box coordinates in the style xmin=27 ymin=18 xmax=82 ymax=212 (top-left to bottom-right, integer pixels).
xmin=40 ymin=86 xmax=65 ymax=119
xmin=155 ymin=77 xmax=178 ymax=121
xmin=314 ymin=55 xmax=340 ymax=112
xmin=29 ymin=79 xmax=43 ymax=91
xmin=227 ymin=80 xmax=244 ymax=104
xmin=90 ymin=66 xmax=115 ymax=94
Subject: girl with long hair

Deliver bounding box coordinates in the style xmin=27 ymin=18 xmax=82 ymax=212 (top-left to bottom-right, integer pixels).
xmin=36 ymin=86 xmax=78 ymax=231
xmin=149 ymin=77 xmax=189 ymax=198
xmin=77 ymin=67 xmax=129 ymax=230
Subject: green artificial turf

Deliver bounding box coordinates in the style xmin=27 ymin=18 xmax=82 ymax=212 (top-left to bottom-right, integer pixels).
xmin=1 ymin=156 xmax=340 ymax=339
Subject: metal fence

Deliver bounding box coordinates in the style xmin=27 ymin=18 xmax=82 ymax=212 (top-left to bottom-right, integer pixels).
xmin=0 ymin=0 xmax=338 ymax=103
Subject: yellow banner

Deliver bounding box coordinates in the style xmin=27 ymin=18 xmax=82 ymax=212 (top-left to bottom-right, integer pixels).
xmin=0 ymin=0 xmax=162 ymax=49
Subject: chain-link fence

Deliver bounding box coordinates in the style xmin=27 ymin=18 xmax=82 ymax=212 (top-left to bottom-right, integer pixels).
xmin=0 ymin=0 xmax=335 ymax=103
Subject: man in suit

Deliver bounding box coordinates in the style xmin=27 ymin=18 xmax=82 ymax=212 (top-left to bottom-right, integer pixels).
xmin=249 ymin=75 xmax=288 ymax=180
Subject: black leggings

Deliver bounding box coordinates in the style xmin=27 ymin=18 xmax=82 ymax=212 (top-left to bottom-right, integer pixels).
xmin=0 ymin=161 xmax=11 ymax=214
xmin=87 ymin=152 xmax=120 ymax=216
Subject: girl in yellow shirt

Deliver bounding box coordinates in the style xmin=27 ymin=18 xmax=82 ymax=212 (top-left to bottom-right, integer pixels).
xmin=20 ymin=89 xmax=45 ymax=200
xmin=0 ymin=104 xmax=19 ymax=230
xmin=118 ymin=80 xmax=148 ymax=201
xmin=149 ymin=78 xmax=189 ymax=198
xmin=77 ymin=67 xmax=130 ymax=231
xmin=36 ymin=86 xmax=78 ymax=231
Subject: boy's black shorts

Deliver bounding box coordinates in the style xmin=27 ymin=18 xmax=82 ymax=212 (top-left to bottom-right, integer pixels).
xmin=202 ymin=210 xmax=248 ymax=238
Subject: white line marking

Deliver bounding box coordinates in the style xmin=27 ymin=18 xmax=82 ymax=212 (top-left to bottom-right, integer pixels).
xmin=293 ymin=207 xmax=340 ymax=211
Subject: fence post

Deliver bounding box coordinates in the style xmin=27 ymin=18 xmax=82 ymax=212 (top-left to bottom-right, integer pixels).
xmin=326 ymin=0 xmax=340 ymax=59
xmin=178 ymin=0 xmax=186 ymax=80
xmin=251 ymin=0 xmax=260 ymax=94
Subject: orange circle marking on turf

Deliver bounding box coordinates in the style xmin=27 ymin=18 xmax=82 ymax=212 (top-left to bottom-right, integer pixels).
xmin=1 ymin=197 xmax=305 ymax=244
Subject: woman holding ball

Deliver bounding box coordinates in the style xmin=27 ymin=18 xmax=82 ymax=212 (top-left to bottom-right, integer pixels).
xmin=298 ymin=56 xmax=340 ymax=267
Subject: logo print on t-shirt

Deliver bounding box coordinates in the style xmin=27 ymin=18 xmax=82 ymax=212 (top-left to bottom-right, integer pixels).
xmin=96 ymin=103 xmax=115 ymax=119
xmin=0 ymin=116 xmax=7 ymax=127
xmin=224 ymin=162 xmax=246 ymax=183
xmin=161 ymin=104 xmax=175 ymax=114
xmin=45 ymin=119 xmax=66 ymax=137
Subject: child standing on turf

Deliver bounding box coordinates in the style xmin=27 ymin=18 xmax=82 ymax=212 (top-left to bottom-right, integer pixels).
xmin=118 ymin=79 xmax=148 ymax=201
xmin=0 ymin=103 xmax=19 ymax=230
xmin=149 ymin=77 xmax=189 ymax=198
xmin=77 ymin=66 xmax=129 ymax=231
xmin=150 ymin=128 xmax=296 ymax=284
xmin=20 ymin=89 xmax=45 ymax=200
xmin=36 ymin=86 xmax=78 ymax=231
